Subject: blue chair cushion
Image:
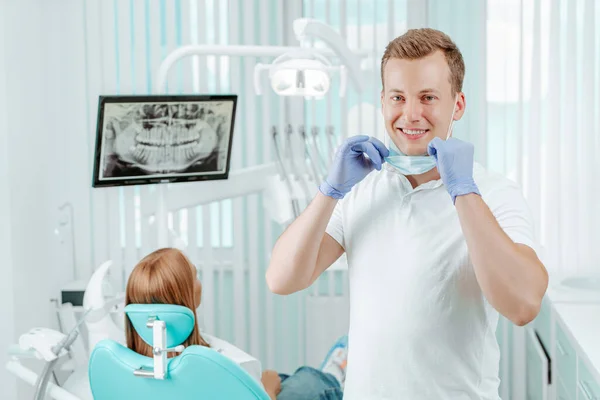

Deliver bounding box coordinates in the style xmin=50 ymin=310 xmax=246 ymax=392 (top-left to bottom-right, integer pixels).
xmin=125 ymin=304 xmax=194 ymax=348
xmin=89 ymin=340 xmax=271 ymax=400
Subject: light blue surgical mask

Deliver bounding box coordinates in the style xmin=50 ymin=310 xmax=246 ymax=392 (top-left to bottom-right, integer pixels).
xmin=384 ymin=95 xmax=458 ymax=176
xmin=385 ymin=142 xmax=438 ymax=175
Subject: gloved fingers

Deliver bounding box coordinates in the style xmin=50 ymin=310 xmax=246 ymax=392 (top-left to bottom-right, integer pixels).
xmin=351 ymin=141 xmax=383 ymax=170
xmin=427 ymin=137 xmax=444 ymax=158
xmin=333 ymin=135 xmax=369 ymax=161
xmin=342 ymin=135 xmax=370 ymax=149
xmin=463 ymin=140 xmax=475 ymax=152
xmin=364 ymin=142 xmax=384 ymax=170
xmin=444 ymin=137 xmax=475 ymax=154
xmin=368 ymin=137 xmax=390 ymax=158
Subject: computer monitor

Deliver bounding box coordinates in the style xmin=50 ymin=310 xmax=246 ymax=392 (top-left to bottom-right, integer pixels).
xmin=92 ymin=94 xmax=237 ymax=188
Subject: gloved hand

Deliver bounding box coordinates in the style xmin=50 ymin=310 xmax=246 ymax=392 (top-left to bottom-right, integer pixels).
xmin=427 ymin=137 xmax=481 ymax=204
xmin=319 ymin=135 xmax=389 ymax=199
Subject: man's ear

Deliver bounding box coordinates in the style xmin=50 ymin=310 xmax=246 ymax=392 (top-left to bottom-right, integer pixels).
xmin=454 ymin=92 xmax=466 ymax=120
xmin=380 ymin=90 xmax=385 ymax=112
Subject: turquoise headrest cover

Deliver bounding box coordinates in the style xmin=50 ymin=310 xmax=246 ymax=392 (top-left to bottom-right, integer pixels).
xmin=125 ymin=304 xmax=195 ymax=348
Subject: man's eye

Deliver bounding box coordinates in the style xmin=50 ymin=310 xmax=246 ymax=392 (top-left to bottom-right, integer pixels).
xmin=424 ymin=95 xmax=436 ymax=101
xmin=392 ymin=96 xmax=404 ymax=102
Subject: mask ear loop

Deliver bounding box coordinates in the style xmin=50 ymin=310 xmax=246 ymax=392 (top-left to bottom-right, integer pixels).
xmin=446 ymin=94 xmax=459 ymax=140
xmin=384 ymin=130 xmax=401 ymax=154
xmin=383 ymin=129 xmax=393 ymax=151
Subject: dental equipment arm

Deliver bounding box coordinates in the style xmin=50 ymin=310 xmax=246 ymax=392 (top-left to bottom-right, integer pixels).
xmin=266 ymin=136 xmax=387 ymax=295
xmin=455 ymin=194 xmax=548 ymax=326
xmin=285 ymin=124 xmax=312 ymax=204
xmin=31 ymin=293 xmax=125 ymax=400
xmin=302 ymin=126 xmax=324 ymax=183
xmin=272 ymin=126 xmax=300 ymax=218
xmin=311 ymin=126 xmax=328 ymax=178
xmin=293 ymin=19 xmax=364 ymax=93
xmin=5 ymin=361 xmax=79 ymax=400
xmin=325 ymin=125 xmax=336 ymax=165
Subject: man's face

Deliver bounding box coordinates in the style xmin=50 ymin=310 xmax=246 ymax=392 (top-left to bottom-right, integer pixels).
xmin=380 ymin=50 xmax=466 ymax=156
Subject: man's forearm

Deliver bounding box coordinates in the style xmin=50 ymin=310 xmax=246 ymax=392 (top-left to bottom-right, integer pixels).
xmin=266 ymin=192 xmax=338 ymax=294
xmin=455 ymin=194 xmax=548 ymax=326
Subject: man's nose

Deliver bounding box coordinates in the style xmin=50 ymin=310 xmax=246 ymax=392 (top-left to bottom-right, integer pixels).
xmin=403 ymin=100 xmax=423 ymax=123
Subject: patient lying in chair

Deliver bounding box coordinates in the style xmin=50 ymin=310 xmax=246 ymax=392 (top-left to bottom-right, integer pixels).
xmin=125 ymin=247 xmax=346 ymax=400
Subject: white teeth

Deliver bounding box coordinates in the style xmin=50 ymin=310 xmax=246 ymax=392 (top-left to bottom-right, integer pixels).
xmin=131 ymin=124 xmax=203 ymax=169
xmin=403 ymin=129 xmax=427 ymax=135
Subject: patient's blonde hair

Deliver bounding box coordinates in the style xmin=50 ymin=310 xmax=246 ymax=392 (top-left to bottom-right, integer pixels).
xmin=381 ymin=28 xmax=465 ymax=94
xmin=125 ymin=248 xmax=209 ymax=357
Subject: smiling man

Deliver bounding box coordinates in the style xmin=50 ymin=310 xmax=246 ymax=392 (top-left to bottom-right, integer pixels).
xmin=266 ymin=28 xmax=548 ymax=399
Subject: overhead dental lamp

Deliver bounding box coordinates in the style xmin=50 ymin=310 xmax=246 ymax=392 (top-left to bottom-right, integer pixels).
xmin=253 ymin=18 xmax=363 ymax=98
xmin=254 ymin=49 xmax=347 ymax=98
xmin=155 ymin=19 xmax=366 ymax=99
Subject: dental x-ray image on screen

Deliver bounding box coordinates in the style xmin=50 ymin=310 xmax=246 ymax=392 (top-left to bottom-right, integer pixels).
xmin=92 ymin=95 xmax=237 ymax=187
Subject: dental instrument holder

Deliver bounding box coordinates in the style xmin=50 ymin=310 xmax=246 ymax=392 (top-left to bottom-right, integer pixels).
xmin=133 ymin=316 xmax=184 ymax=380
xmin=32 ymin=330 xmax=78 ymax=400
xmin=269 ymin=123 xmax=336 ymax=219
xmin=325 ymin=126 xmax=336 ymax=165
xmin=300 ymin=125 xmax=322 ymax=183
xmin=25 ymin=294 xmax=125 ymax=399
xmin=286 ymin=126 xmax=302 ymax=180
xmin=311 ymin=126 xmax=330 ymax=179
xmin=30 ymin=297 xmax=115 ymax=400
xmin=272 ymin=126 xmax=300 ymax=218
xmin=286 ymin=124 xmax=313 ymax=210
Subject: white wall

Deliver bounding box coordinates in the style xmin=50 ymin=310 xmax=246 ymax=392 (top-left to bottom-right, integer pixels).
xmin=0 ymin=0 xmax=17 ymax=397
xmin=0 ymin=1 xmax=86 ymax=398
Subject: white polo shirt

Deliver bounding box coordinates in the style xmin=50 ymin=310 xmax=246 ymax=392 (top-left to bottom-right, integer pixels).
xmin=326 ymin=162 xmax=537 ymax=400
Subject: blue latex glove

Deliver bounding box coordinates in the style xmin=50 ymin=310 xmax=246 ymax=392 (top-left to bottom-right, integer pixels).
xmin=427 ymin=137 xmax=481 ymax=204
xmin=319 ymin=135 xmax=389 ymax=199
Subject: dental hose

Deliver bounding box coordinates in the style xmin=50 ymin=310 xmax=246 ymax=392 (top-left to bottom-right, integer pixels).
xmin=32 ymin=306 xmax=93 ymax=400
xmin=33 ymin=358 xmax=59 ymax=400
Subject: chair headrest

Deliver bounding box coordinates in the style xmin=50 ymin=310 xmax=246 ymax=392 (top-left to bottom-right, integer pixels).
xmin=125 ymin=304 xmax=195 ymax=348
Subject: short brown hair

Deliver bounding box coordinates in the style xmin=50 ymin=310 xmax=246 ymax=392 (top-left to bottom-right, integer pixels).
xmin=380 ymin=28 xmax=465 ymax=94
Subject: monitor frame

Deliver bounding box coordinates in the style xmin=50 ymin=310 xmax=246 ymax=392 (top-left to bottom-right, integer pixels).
xmin=92 ymin=94 xmax=237 ymax=188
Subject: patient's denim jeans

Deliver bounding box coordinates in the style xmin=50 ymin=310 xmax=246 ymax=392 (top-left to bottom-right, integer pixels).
xmin=277 ymin=366 xmax=343 ymax=400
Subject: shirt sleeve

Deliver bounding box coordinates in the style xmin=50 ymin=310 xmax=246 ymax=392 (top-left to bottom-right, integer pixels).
xmin=325 ymin=198 xmax=345 ymax=250
xmin=484 ymin=181 xmax=539 ymax=255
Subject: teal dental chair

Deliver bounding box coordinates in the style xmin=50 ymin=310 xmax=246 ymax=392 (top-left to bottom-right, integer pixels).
xmin=88 ymin=304 xmax=271 ymax=399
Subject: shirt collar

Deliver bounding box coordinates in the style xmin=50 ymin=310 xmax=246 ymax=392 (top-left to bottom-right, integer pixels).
xmin=383 ymin=163 xmax=444 ymax=192
xmin=383 ymin=162 xmax=485 ymax=192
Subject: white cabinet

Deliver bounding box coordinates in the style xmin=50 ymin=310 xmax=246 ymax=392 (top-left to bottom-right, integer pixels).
xmin=556 ymin=376 xmax=571 ymax=400
xmin=577 ymin=357 xmax=600 ymax=400
xmin=526 ymin=327 xmax=550 ymax=399
xmin=555 ymin=319 xmax=577 ymax=397
xmin=526 ymin=297 xmax=600 ymax=400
